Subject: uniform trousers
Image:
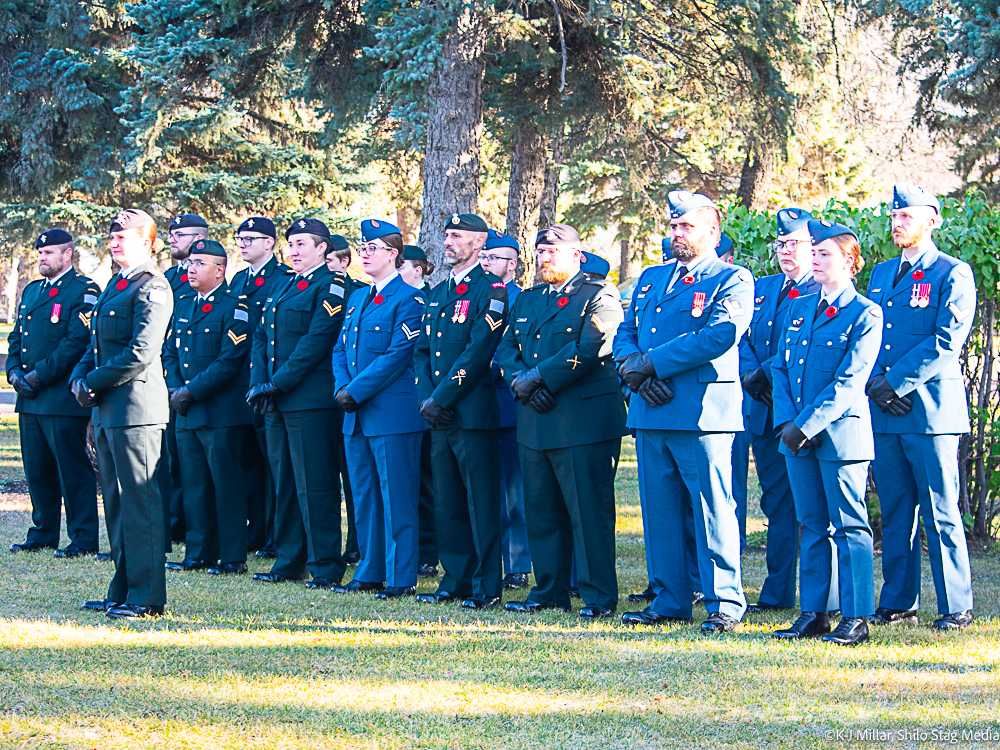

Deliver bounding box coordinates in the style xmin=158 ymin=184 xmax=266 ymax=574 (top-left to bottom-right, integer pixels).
xmin=750 ymin=430 xmax=799 ymax=608
xmin=417 ymin=430 xmax=437 ymax=566
xmin=244 ymin=417 xmax=274 ymax=551
xmin=159 ymin=415 xmax=184 ymax=544
xmin=499 ymin=426 xmax=532 ymax=575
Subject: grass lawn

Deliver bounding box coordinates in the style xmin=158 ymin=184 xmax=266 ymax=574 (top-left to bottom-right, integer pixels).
xmin=1 ymin=422 xmax=999 ymax=749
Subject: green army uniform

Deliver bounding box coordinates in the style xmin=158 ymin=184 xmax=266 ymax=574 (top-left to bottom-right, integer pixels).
xmin=414 ymin=261 xmax=509 ymax=602
xmin=161 ymin=261 xmax=193 ymax=543
xmin=249 ymin=250 xmax=349 ymax=585
xmin=230 ymin=251 xmax=290 ymax=554
xmin=7 ymin=241 xmax=101 ymax=553
xmin=497 ymin=269 xmax=627 ymax=612
xmin=163 ymin=274 xmax=254 ymax=569
xmin=71 ymin=245 xmax=174 ymax=611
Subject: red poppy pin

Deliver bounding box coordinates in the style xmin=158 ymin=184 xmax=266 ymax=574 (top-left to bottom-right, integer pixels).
xmin=825 ymin=306 xmax=838 ymax=318
xmin=455 ymin=284 xmax=467 ymax=295
xmin=912 ymin=270 xmax=924 ymax=281
xmin=255 ymin=277 xmax=265 ymax=287
xmin=787 ymin=289 xmax=800 ymax=299
xmin=181 ymin=273 xmax=189 ymax=282
xmin=682 ymin=275 xmax=695 ymax=285
xmin=374 ymin=295 xmax=384 ymax=305
xmin=202 ymin=303 xmax=212 ymax=313
xmin=557 ymin=296 xmax=569 ymax=307
xmin=297 ymin=280 xmax=309 ymax=290
xmin=116 ymin=279 xmax=128 ymax=290
xmin=48 ymin=288 xmax=58 ymax=297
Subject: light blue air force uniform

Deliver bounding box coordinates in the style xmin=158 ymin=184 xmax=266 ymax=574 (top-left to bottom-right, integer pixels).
xmin=771 ymin=286 xmax=882 ymax=618
xmin=493 ymin=279 xmax=531 ymax=576
xmin=739 ymin=271 xmax=822 ymax=607
xmin=866 ymin=245 xmax=976 ymax=614
xmin=333 ymin=274 xmax=426 ymax=588
xmin=614 ymin=255 xmax=754 ymax=619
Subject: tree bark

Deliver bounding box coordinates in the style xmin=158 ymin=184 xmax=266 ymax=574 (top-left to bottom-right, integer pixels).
xmin=619 ymin=238 xmax=631 ymax=282
xmin=538 ymin=125 xmax=565 ymax=229
xmin=416 ymin=1 xmax=487 ymax=285
xmin=507 ymin=120 xmax=546 ymax=288
xmin=14 ymin=247 xmax=36 ymax=311
xmin=735 ymin=144 xmax=777 ymax=211
xmin=0 ymin=257 xmax=12 ymax=323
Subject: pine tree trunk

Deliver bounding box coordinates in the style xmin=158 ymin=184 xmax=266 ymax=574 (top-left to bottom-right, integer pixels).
xmin=619 ymin=238 xmax=631 ymax=282
xmin=735 ymin=144 xmax=777 ymax=211
xmin=538 ymin=126 xmax=565 ymax=229
xmin=0 ymin=258 xmax=12 ymax=323
xmin=507 ymin=120 xmax=546 ymax=288
xmin=14 ymin=248 xmax=36 ymax=310
xmin=417 ymin=1 xmax=486 ymax=285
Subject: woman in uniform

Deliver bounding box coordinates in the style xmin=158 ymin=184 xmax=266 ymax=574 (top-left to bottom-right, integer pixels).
xmin=770 ymin=219 xmax=883 ymax=646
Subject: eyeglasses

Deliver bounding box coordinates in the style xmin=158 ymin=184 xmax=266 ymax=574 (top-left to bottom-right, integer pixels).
xmin=187 ymin=259 xmax=225 ymax=269
xmin=478 ymin=254 xmax=517 ymax=264
xmin=774 ymin=239 xmax=808 ymax=253
xmin=235 ymin=235 xmax=269 ymax=246
xmin=170 ymin=232 xmax=203 ymax=239
xmin=357 ymin=244 xmax=387 ymax=257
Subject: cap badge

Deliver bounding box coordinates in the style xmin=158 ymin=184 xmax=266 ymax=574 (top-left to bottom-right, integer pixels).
xmin=247 ymin=219 xmax=254 ymax=228
xmin=451 ymin=215 xmax=460 ymax=225
xmin=114 ymin=211 xmax=128 ymax=226
xmin=821 ymin=219 xmax=832 ymax=227
xmin=298 ymin=220 xmax=306 ymax=228
xmin=40 ymin=234 xmax=46 ymax=243
xmin=196 ymin=241 xmax=204 ymax=250
xmin=371 ymin=220 xmax=380 ymax=228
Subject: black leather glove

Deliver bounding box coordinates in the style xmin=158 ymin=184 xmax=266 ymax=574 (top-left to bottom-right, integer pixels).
xmin=246 ymin=381 xmax=279 ymax=415
xmin=779 ymin=422 xmax=822 ymax=455
xmin=510 ymin=367 xmax=545 ymax=404
xmin=9 ymin=369 xmax=35 ymax=400
xmin=638 ymin=377 xmax=674 ymax=407
xmin=866 ymin=374 xmax=899 ymax=409
xmin=617 ymin=353 xmax=656 ymax=392
xmin=335 ymin=387 xmax=360 ymax=413
xmin=528 ymin=387 xmax=557 ymax=413
xmin=884 ymin=394 xmax=913 ymax=417
xmin=741 ymin=367 xmax=772 ymax=407
xmin=23 ymin=370 xmax=43 ymax=393
xmin=70 ymin=377 xmax=97 ymax=408
xmin=169 ymin=387 xmax=195 ymax=417
xmin=420 ymin=397 xmax=456 ymax=428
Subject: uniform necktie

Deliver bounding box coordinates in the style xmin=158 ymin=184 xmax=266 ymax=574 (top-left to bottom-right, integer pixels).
xmin=814 ymin=299 xmax=829 ymax=321
xmin=893 ymin=260 xmax=912 ymax=287
xmin=668 ymin=265 xmax=688 ymax=293
xmin=360 ymin=285 xmax=377 ymax=315
xmin=777 ymin=277 xmax=794 ymax=306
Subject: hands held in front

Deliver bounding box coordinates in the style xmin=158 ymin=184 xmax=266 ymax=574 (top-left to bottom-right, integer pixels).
xmin=419 ymin=397 xmax=456 ymax=428
xmin=335 ymin=388 xmax=360 ymax=414
xmin=246 ymin=381 xmax=280 ymax=415
xmin=616 ymin=353 xmax=655 ymax=392
xmin=866 ymin=374 xmax=913 ymax=417
xmin=70 ymin=377 xmax=97 ymax=408
xmin=740 ymin=367 xmax=772 ymax=407
xmin=510 ymin=367 xmax=558 ymax=413
xmin=779 ymin=422 xmax=823 ymax=455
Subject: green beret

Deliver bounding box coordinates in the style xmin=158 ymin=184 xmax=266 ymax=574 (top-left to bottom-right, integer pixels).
xmin=446 ymin=213 xmax=488 ymax=233
xmin=189 ymin=239 xmax=227 ymax=258
xmin=403 ymin=244 xmax=427 ymax=260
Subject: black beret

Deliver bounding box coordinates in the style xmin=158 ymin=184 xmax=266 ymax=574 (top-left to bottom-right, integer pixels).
xmin=326 ymin=235 xmax=350 ymax=253
xmin=110 ymin=209 xmax=155 ymax=234
xmin=535 ymin=224 xmax=581 ymax=247
xmin=169 ymin=213 xmax=209 ymax=230
xmin=35 ymin=228 xmax=73 ymax=249
xmin=445 ymin=213 xmax=488 ymax=233
xmin=189 ymin=239 xmax=227 ymax=258
xmin=285 ymin=218 xmax=331 ymax=241
xmin=237 ymin=217 xmax=276 ymax=238
xmin=403 ymin=244 xmax=427 ymax=260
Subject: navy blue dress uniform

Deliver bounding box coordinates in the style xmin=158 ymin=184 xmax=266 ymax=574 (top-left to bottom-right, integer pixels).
xmin=160 ymin=213 xmax=204 ymax=543
xmin=229 ymin=217 xmax=289 ymax=556
xmin=248 ymin=218 xmax=349 ymax=588
xmin=613 ymin=192 xmax=754 ymax=629
xmin=487 ymin=230 xmax=532 ymax=586
xmin=162 ymin=241 xmax=254 ymax=574
xmin=7 ymin=230 xmax=101 ymax=555
xmin=498 ymin=231 xmax=627 ymax=617
xmin=866 ymin=184 xmax=976 ymax=629
xmin=771 ymin=220 xmax=882 ymax=645
xmin=413 ymin=213 xmax=509 ymax=608
xmin=332 ymin=220 xmax=426 ymax=595
xmin=71 ymin=209 xmax=174 ymax=618
xmin=739 ymin=209 xmax=821 ymax=610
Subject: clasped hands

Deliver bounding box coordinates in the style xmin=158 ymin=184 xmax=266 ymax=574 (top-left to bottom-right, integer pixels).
xmin=615 ymin=353 xmax=674 ymax=407
xmin=510 ymin=367 xmax=557 ymax=414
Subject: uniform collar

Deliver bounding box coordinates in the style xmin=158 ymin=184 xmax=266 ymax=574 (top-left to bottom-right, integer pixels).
xmin=297 ymin=262 xmax=326 ymax=279
xmin=248 ymin=254 xmax=275 ymax=276
xmin=821 ymin=282 xmax=851 ymax=307
xmin=43 ymin=267 xmax=73 ymax=286
xmin=786 ymin=269 xmax=812 ymax=286
xmin=197 ymin=282 xmax=225 ymax=301
xmin=373 ymin=270 xmax=399 ymax=294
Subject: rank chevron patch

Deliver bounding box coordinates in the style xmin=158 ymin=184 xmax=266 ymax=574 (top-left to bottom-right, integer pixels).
xmin=227 ymin=330 xmax=247 ymax=346
xmin=323 ymin=300 xmax=342 ymax=317
xmin=401 ymin=322 xmax=419 ymax=341
xmin=484 ymin=314 xmax=502 ymax=332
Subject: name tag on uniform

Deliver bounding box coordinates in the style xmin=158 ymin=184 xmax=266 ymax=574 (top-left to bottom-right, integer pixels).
xmin=870 ymin=288 xmax=881 ymax=293
xmin=430 ymin=302 xmax=439 ymax=307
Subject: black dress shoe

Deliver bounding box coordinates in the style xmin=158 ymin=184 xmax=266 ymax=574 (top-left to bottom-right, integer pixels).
xmin=746 ymin=602 xmax=792 ymax=615
xmin=207 ymin=562 xmax=248 ymax=576
xmin=254 ymin=546 xmax=278 ymax=559
xmin=375 ymin=586 xmax=416 ymax=599
xmin=81 ymin=599 xmax=121 ymax=612
xmin=701 ymin=612 xmax=740 ymax=634
xmin=504 ymin=599 xmax=569 ymax=613
xmin=55 ymin=544 xmax=97 ymax=558
xmin=870 ymin=606 xmax=918 ymax=626
xmin=461 ymin=595 xmax=501 ymax=610
xmin=106 ymin=603 xmax=164 ymax=619
xmin=579 ymin=605 xmax=615 ymax=620
xmin=621 ymin=608 xmax=693 ymax=626
xmin=10 ymin=541 xmax=55 ymax=552
xmin=416 ymin=590 xmax=464 ymax=604
xmin=418 ymin=564 xmax=439 ymax=578
xmin=822 ymin=617 xmax=869 ymax=646
xmin=253 ymin=572 xmax=296 ymax=583
xmin=503 ymin=573 xmax=530 ymax=590
xmin=330 ymin=579 xmax=383 ymax=593
xmin=342 ymin=551 xmax=361 ymax=565
xmin=627 ymin=586 xmax=655 ymax=603
xmin=773 ymin=612 xmax=831 ymax=640
xmin=568 ymin=587 xmax=581 ymax=599
xmin=933 ymin=609 xmax=973 ymax=630
xmin=95 ymin=552 xmax=112 ymax=562
xmin=305 ymin=577 xmax=343 ymax=590
xmin=828 ymin=609 xmax=842 ymax=617
xmin=692 ymin=591 xmax=705 ymax=605
xmin=165 ymin=559 xmax=212 ymax=571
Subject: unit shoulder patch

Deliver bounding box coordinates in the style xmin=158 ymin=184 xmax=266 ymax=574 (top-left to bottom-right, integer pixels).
xmin=234 ymin=309 xmax=249 ymax=322
xmin=147 ymin=288 xmax=169 ymax=305
xmin=330 ymin=284 xmax=345 ymax=297
xmin=84 ymin=294 xmax=98 ymax=305
xmin=489 ymin=299 xmax=505 ymax=313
